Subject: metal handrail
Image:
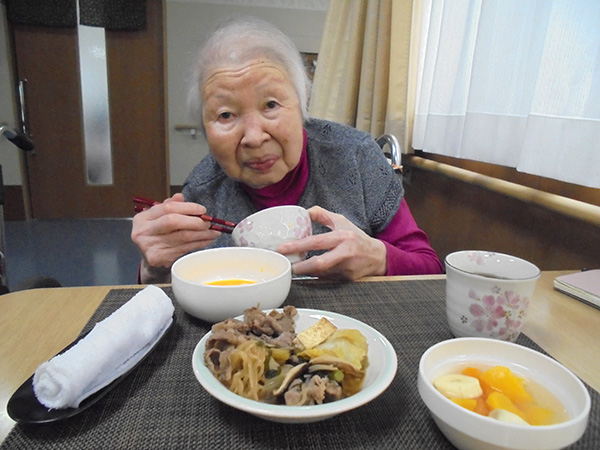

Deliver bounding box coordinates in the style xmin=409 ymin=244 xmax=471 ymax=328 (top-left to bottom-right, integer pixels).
xmin=376 ymin=134 xmax=402 ymax=169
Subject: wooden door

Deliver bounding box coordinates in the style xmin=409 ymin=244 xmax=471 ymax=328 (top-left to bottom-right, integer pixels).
xmin=9 ymin=0 xmax=167 ymax=218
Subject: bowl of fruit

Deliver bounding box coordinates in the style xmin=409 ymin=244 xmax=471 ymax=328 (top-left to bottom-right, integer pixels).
xmin=418 ymin=337 xmax=591 ymax=450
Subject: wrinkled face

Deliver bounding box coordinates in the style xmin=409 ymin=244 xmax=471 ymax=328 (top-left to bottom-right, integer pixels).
xmin=202 ymin=59 xmax=304 ymax=189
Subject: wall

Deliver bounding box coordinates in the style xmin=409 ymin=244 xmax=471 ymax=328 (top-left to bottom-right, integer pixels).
xmin=0 ymin=0 xmax=328 ymax=189
xmin=404 ymin=155 xmax=600 ymax=271
xmin=165 ymin=0 xmax=328 ymax=184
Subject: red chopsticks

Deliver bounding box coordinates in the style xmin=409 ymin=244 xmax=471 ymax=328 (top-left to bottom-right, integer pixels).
xmin=133 ymin=196 xmax=237 ymax=234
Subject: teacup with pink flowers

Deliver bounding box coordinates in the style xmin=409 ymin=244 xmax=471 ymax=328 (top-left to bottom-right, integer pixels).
xmin=444 ymin=251 xmax=540 ymax=342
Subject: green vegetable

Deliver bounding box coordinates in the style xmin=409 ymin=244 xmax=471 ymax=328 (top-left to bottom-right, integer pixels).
xmin=329 ymin=369 xmax=344 ymax=382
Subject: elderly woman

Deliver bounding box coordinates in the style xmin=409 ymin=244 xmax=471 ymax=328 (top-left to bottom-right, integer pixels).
xmin=132 ymin=17 xmax=443 ymax=284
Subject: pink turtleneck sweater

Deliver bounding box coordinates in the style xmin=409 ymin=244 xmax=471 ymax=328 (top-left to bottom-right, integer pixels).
xmin=243 ymin=131 xmax=444 ymax=276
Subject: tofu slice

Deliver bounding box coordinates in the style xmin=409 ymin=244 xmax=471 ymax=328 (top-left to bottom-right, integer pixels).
xmin=293 ymin=317 xmax=337 ymax=350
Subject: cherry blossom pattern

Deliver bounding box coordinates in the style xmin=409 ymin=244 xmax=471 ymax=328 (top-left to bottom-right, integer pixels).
xmin=235 ymin=220 xmax=254 ymax=246
xmin=467 ymin=251 xmax=492 ymax=265
xmin=462 ymin=286 xmax=529 ymax=340
xmin=295 ymin=215 xmax=311 ymax=239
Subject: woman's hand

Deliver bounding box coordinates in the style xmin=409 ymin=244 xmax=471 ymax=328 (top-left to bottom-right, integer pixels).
xmin=277 ymin=206 xmax=387 ymax=280
xmin=131 ymin=193 xmax=221 ymax=282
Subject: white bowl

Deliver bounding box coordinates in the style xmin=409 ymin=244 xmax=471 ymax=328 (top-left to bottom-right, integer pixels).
xmin=171 ymin=247 xmax=291 ymax=322
xmin=192 ymin=308 xmax=397 ymax=423
xmin=445 ymin=251 xmax=541 ymax=342
xmin=232 ymin=205 xmax=312 ymax=263
xmin=418 ymin=338 xmax=590 ymax=450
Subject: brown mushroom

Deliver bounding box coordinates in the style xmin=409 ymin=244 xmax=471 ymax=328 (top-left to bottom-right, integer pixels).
xmin=308 ymin=356 xmax=363 ymax=377
xmin=273 ymin=362 xmax=308 ymax=396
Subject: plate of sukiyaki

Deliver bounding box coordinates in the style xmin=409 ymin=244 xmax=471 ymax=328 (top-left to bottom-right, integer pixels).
xmin=192 ymin=306 xmax=397 ymax=423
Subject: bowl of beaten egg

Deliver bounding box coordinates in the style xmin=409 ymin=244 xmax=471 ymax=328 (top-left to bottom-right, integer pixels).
xmin=171 ymin=247 xmax=292 ymax=322
xmin=418 ymin=338 xmax=590 ymax=450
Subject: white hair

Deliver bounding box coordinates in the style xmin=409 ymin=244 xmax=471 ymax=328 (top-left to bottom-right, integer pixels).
xmin=187 ymin=16 xmax=311 ymax=134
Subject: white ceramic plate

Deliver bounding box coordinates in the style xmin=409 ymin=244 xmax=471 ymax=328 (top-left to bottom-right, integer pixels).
xmin=192 ymin=308 xmax=397 ymax=423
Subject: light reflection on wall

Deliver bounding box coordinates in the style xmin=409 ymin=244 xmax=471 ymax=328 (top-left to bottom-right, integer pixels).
xmin=92 ymin=248 xmax=120 ymax=285
xmin=78 ymin=24 xmax=113 ymax=185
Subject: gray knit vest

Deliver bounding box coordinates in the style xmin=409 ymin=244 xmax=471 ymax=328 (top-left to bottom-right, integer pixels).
xmin=182 ymin=118 xmax=404 ymax=250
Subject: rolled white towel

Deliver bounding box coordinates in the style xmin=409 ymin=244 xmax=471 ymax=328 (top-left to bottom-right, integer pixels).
xmin=33 ymin=285 xmax=174 ymax=409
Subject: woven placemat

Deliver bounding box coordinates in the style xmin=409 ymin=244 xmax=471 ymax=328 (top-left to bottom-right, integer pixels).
xmin=3 ymin=280 xmax=598 ymax=449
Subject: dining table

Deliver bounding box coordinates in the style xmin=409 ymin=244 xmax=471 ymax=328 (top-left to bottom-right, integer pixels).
xmin=0 ymin=270 xmax=598 ymax=449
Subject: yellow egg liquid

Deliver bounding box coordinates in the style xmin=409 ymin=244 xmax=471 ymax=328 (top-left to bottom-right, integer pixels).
xmin=204 ymin=279 xmax=256 ymax=286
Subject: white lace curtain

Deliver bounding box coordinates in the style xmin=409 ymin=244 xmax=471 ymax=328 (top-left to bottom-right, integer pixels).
xmin=412 ymin=0 xmax=600 ymax=189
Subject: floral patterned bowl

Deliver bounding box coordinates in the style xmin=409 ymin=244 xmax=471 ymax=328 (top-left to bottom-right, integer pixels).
xmin=232 ymin=206 xmax=312 ymax=263
xmin=445 ymin=251 xmax=541 ymax=342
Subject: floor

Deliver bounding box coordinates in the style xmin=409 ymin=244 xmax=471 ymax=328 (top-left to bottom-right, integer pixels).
xmin=3 ymin=218 xmax=142 ymax=291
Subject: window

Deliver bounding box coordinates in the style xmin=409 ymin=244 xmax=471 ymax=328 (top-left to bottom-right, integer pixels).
xmin=413 ymin=0 xmax=600 ymax=189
